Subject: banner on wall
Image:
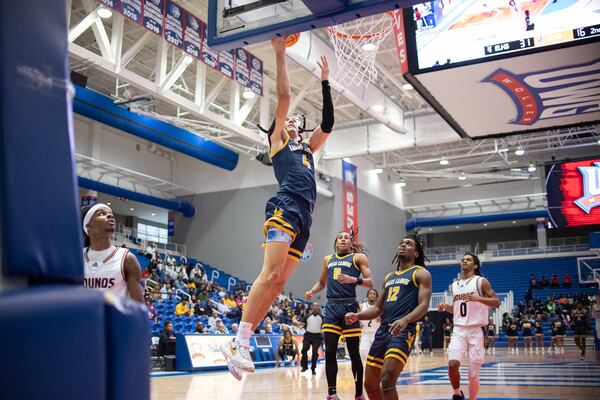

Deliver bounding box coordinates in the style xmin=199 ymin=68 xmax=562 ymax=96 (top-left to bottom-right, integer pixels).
xmin=95 ymin=0 xmax=263 ymax=93
xmin=168 ymin=216 xmax=175 ymax=237
xmin=342 ymin=160 xmax=358 ymax=233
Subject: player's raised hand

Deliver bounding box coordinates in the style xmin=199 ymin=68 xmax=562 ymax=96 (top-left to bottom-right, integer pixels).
xmin=345 ymin=312 xmax=359 ymax=325
xmin=388 ymin=318 xmax=408 ymax=336
xmin=305 ymin=290 xmax=313 ymax=301
xmin=272 ymin=37 xmax=286 ymax=53
xmin=316 ymin=55 xmax=329 ymax=81
xmin=337 ymin=273 xmax=355 ymax=284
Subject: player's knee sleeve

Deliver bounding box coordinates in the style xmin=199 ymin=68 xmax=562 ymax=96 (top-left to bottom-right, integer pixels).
xmin=468 ymin=362 xmax=481 ymax=379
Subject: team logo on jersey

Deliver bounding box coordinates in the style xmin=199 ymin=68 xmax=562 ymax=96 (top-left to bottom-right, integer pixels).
xmin=273 ymin=208 xmax=284 ymax=218
xmin=483 ymin=58 xmax=600 ymax=125
xmin=575 ymin=162 xmax=600 ymax=213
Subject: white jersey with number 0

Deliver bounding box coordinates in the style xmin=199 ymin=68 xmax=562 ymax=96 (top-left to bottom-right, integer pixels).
xmin=451 ymin=276 xmax=488 ymax=327
xmin=83 ymin=246 xmax=130 ymax=298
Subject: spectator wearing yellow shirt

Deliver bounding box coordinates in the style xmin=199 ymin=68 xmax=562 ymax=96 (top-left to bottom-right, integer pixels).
xmin=175 ymin=298 xmax=194 ymax=316
xmin=223 ymin=294 xmax=237 ymax=309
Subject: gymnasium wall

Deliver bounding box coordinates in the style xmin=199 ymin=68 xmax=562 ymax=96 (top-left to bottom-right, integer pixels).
xmin=171 ymin=178 xmax=406 ymax=299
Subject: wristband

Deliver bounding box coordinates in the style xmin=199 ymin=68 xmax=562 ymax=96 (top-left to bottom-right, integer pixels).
xmin=356 ymin=277 xmax=364 ymax=286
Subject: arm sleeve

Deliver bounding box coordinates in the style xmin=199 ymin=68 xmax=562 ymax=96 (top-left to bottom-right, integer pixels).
xmin=320 ymin=80 xmax=334 ymax=133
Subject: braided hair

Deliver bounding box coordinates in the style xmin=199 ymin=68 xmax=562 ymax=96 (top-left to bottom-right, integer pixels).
xmin=333 ymin=226 xmax=369 ymax=254
xmin=463 ymin=252 xmax=482 ymax=276
xmin=392 ymin=229 xmax=427 ymax=270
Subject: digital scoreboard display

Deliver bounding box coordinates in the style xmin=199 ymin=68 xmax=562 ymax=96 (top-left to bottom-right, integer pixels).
xmin=408 ymin=0 xmax=600 ymax=70
xmin=546 ymin=158 xmax=600 ymax=228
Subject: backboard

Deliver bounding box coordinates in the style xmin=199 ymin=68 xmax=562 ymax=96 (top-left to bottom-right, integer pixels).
xmin=207 ymin=0 xmax=419 ymax=50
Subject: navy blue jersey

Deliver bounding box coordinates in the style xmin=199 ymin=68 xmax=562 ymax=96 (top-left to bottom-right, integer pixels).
xmin=534 ymin=320 xmax=543 ymax=334
xmin=326 ymin=253 xmax=360 ymax=299
xmin=271 ymin=137 xmax=316 ymax=210
xmin=381 ymin=266 xmax=423 ymax=326
xmin=573 ymin=309 xmax=587 ymax=332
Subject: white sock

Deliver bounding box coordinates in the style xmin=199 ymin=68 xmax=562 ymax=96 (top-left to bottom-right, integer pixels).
xmin=236 ymin=321 xmax=253 ymax=345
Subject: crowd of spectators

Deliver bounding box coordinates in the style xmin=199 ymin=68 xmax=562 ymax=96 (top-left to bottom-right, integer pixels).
xmin=528 ymin=273 xmax=572 ymax=290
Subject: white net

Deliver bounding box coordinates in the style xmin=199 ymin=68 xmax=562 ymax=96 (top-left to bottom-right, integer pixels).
xmin=327 ymin=11 xmax=395 ymax=86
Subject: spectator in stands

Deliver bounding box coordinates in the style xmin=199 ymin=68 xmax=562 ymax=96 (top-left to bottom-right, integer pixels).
xmin=501 ymin=312 xmax=511 ymax=335
xmin=551 ymin=274 xmax=560 ymax=289
xmin=540 ymin=275 xmax=549 ymax=289
xmin=194 ymin=321 xmax=207 ymax=334
xmin=231 ymin=323 xmax=239 ymax=335
xmin=223 ymin=294 xmax=237 ymax=309
xmin=563 ymin=274 xmax=572 ymax=288
xmin=175 ymin=298 xmax=194 ymax=317
xmin=189 ymin=263 xmax=204 ymax=284
xmin=208 ymin=310 xmax=219 ymax=328
xmin=193 ymin=299 xmax=205 ymax=316
xmin=529 ymin=274 xmax=538 ymax=289
xmin=146 ymin=299 xmax=158 ymax=323
xmin=158 ymin=321 xmax=176 ymax=356
xmin=275 ymin=330 xmax=299 ymax=367
xmin=159 ymin=284 xmax=168 ymax=300
xmin=265 ymin=323 xmax=274 ymax=335
xmin=145 ymin=242 xmax=158 ymax=260
xmin=546 ymin=298 xmax=556 ymax=315
xmin=147 ymin=258 xmax=159 ymax=276
xmin=175 ymin=262 xmax=188 ymax=281
xmin=227 ymin=304 xmax=243 ymax=320
xmin=209 ymin=319 xmax=229 ymax=334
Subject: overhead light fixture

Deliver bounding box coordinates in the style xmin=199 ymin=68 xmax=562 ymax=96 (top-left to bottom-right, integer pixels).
xmin=510 ymin=168 xmax=522 ymax=172
xmin=483 ymin=223 xmax=488 ymax=227
xmin=428 ymin=228 xmax=432 ymax=231
xmin=458 ymin=173 xmax=466 ymax=181
xmin=242 ymin=88 xmax=255 ymax=100
xmin=402 ymin=83 xmax=413 ymax=91
xmin=151 ymin=213 xmax=156 ymax=216
xmin=440 ymin=158 xmax=449 ymax=165
xmin=528 ymin=163 xmax=537 ymax=172
xmin=515 ymin=147 xmax=525 ymax=156
xmin=97 ymin=6 xmax=113 ymax=19
xmin=362 ymin=43 xmax=377 ymax=52
xmin=597 ymin=138 xmax=600 ymax=145
xmin=372 ymin=103 xmax=384 ymax=112
xmin=455 ymin=225 xmax=460 ymax=229
xmin=512 ymin=220 xmax=517 ymax=224
xmin=106 ymin=202 xmax=111 ymax=206
xmin=129 ymin=207 xmax=135 ymax=211
xmin=343 ymin=157 xmax=351 ymax=162
xmin=398 ymin=179 xmax=407 ymax=187
xmin=374 ymin=168 xmax=384 ymax=174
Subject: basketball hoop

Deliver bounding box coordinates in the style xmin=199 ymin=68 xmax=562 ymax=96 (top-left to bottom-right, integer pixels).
xmin=327 ymin=11 xmax=400 ymax=86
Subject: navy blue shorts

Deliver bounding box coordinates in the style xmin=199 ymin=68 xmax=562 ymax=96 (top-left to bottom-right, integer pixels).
xmin=264 ymin=193 xmax=312 ymax=262
xmin=322 ymin=300 xmax=361 ymax=338
xmin=366 ymin=324 xmax=416 ymax=370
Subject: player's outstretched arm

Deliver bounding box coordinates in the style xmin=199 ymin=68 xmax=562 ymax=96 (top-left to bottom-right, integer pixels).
xmin=124 ymin=252 xmax=144 ymax=303
xmin=465 ymin=278 xmax=500 ymax=308
xmin=389 ymin=269 xmax=432 ymax=336
xmin=308 ymin=56 xmax=334 ymax=153
xmin=270 ymin=38 xmax=291 ymax=150
xmin=305 ymin=256 xmax=329 ymax=300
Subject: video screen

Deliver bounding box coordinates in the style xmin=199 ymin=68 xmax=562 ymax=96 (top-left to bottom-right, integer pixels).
xmin=411 ymin=0 xmax=600 ymax=70
xmin=546 ymin=158 xmax=600 ymax=228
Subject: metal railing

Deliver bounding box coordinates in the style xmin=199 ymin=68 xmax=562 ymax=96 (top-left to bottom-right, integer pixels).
xmin=175 ymin=289 xmax=190 ymax=301
xmin=487 ymin=240 xmax=538 ymax=251
xmin=428 ymin=244 xmax=472 ymax=255
xmin=429 ymin=292 xmax=451 ymax=311
xmin=549 ymin=236 xmax=588 ymax=246
xmin=112 ymin=225 xmax=187 ymax=257
xmin=484 ymin=243 xmax=589 ymax=258
xmin=492 ymin=291 xmax=513 ymax=334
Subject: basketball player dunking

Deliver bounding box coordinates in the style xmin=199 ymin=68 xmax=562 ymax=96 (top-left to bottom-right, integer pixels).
xmin=360 ymin=288 xmax=381 ymax=361
xmin=81 ymin=203 xmax=144 ymax=303
xmin=437 ymin=253 xmax=499 ymax=400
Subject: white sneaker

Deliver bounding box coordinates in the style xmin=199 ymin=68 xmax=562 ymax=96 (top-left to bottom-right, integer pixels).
xmin=221 ymin=338 xmax=255 ymax=376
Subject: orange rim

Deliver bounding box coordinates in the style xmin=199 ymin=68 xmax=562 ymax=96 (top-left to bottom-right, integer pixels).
xmin=327 ymin=11 xmax=396 ymax=40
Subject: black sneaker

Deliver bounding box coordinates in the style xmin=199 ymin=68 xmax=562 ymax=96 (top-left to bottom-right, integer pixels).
xmin=452 ymin=391 xmax=465 ymax=400
xmin=311 ymin=369 xmax=316 ymax=375
xmin=301 ymin=367 xmax=307 ymax=372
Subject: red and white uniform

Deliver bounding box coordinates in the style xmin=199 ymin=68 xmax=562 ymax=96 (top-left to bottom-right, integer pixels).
xmin=359 ymin=301 xmax=381 ymax=360
xmin=83 ymin=245 xmax=130 ymax=298
xmin=448 ymin=276 xmax=488 ymax=364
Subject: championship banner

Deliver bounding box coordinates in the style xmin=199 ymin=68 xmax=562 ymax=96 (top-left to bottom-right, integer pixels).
xmin=120 ymin=0 xmax=142 ymax=24
xmin=183 ymin=10 xmax=202 ymax=59
xmin=218 ymin=49 xmax=235 ymax=79
xmin=164 ymin=0 xmax=183 ymax=49
xmin=342 ymin=160 xmax=358 ymax=233
xmin=143 ymin=0 xmax=165 ymax=36
xmin=249 ymin=54 xmax=264 ymax=95
xmin=235 ymin=48 xmax=250 ymax=88
xmin=168 ymin=216 xmax=175 ymax=237
xmin=200 ymin=21 xmax=219 ymax=70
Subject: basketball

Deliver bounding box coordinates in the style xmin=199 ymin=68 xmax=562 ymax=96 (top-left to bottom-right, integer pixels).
xmin=285 ymin=33 xmax=300 ymax=47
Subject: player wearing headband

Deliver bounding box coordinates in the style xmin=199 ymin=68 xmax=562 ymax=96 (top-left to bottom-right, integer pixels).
xmin=222 ymin=37 xmax=335 ymax=380
xmin=437 ymin=253 xmax=500 ymax=400
xmin=81 ymin=203 xmax=143 ymax=303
